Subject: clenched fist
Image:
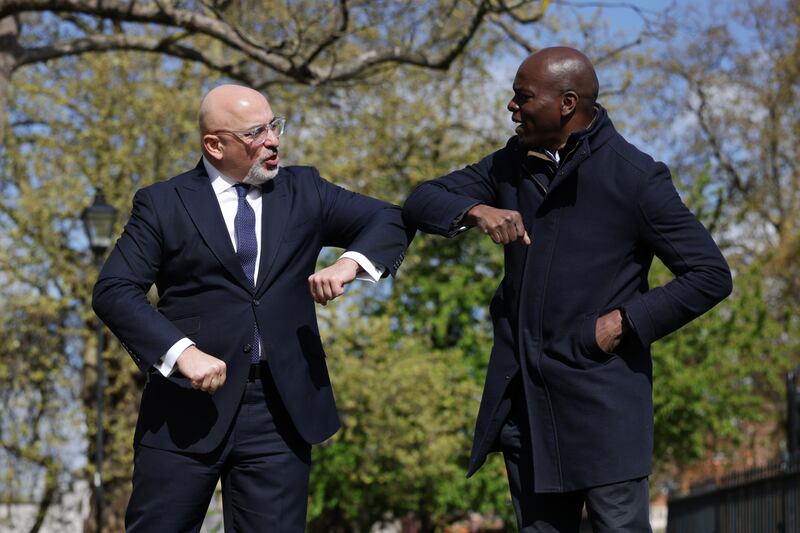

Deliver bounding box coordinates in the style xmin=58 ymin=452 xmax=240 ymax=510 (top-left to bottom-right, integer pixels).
xmin=175 ymin=345 xmax=227 ymax=394
xmin=308 ymin=257 xmax=360 ymax=305
xmin=464 ymin=204 xmax=531 ymax=245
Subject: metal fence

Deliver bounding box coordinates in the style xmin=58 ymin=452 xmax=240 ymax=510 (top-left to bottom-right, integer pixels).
xmin=667 ymin=456 xmax=800 ymax=533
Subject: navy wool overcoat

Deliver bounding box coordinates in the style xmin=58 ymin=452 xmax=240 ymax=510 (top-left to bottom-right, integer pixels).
xmin=403 ymin=106 xmax=732 ymax=492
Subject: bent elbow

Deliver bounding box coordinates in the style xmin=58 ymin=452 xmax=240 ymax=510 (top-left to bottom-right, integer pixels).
xmin=91 ymin=278 xmax=112 ymax=320
xmin=719 ymin=268 xmax=733 ymax=300
xmin=710 ymin=261 xmax=733 ymax=303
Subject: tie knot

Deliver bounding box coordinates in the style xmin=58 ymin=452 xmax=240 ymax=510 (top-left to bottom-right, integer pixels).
xmin=233 ymin=183 xmax=250 ymax=198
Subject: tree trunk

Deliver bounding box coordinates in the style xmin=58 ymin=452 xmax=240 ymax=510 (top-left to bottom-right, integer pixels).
xmin=0 ymin=15 xmax=18 ymax=142
xmin=27 ymin=471 xmax=58 ymax=533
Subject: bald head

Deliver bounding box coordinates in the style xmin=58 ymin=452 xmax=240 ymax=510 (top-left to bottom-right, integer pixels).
xmin=199 ymin=84 xmax=270 ymax=135
xmin=520 ymin=47 xmax=598 ymax=114
xmin=508 ymin=47 xmax=599 ymax=150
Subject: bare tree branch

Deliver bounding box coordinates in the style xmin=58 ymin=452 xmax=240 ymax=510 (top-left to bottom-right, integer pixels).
xmin=693 ymin=84 xmax=746 ymax=193
xmin=0 ymin=0 xmax=559 ymax=142
xmin=555 ymin=0 xmax=652 ymax=22
xmin=61 ymin=12 xmax=95 ymax=33
xmin=488 ymin=12 xmax=535 ymax=52
xmin=0 ymin=16 xmax=20 ymax=139
xmin=15 ymin=33 xmax=259 ymax=84
xmin=593 ymin=37 xmax=642 ymax=65
xmin=302 ymin=0 xmax=349 ymax=68
xmin=1 ymin=0 xmax=301 ymax=74
xmin=324 ymin=0 xmax=491 ymax=82
xmin=491 ymin=0 xmax=550 ymax=23
xmin=0 ymin=0 xmax=507 ymax=83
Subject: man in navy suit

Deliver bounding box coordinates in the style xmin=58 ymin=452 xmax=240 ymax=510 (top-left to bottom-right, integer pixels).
xmin=93 ymin=84 xmax=410 ymax=532
xmin=403 ymin=47 xmax=732 ymax=532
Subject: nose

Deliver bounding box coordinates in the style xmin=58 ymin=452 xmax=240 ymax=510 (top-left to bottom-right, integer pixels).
xmin=507 ymin=97 xmax=518 ymax=113
xmin=261 ymin=128 xmax=280 ymax=147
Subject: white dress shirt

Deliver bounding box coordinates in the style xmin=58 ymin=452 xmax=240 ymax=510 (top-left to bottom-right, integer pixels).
xmin=154 ymin=158 xmax=385 ymax=376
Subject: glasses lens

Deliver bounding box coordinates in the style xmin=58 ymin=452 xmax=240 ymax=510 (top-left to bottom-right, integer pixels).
xmin=252 ymin=118 xmax=285 ymax=144
xmin=271 ymin=117 xmax=285 ymax=137
xmin=251 ymin=127 xmax=268 ymax=144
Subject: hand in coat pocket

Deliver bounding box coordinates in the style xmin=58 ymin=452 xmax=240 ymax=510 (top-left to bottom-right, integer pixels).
xmin=595 ymin=309 xmax=626 ymax=353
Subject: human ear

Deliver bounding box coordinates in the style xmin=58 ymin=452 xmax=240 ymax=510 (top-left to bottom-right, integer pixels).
xmin=202 ymin=134 xmax=223 ymax=160
xmin=561 ymin=91 xmax=578 ymax=116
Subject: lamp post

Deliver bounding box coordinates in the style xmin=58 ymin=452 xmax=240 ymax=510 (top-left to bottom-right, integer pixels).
xmin=81 ymin=189 xmax=117 ymax=532
xmin=788 ymin=366 xmax=800 ymax=458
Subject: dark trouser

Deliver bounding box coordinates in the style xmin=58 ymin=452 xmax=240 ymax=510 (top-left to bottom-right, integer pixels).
xmin=499 ymin=406 xmax=651 ymax=533
xmin=125 ymin=364 xmax=311 ymax=533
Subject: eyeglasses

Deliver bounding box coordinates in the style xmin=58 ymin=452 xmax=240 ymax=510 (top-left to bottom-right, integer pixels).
xmin=212 ymin=117 xmax=286 ymax=145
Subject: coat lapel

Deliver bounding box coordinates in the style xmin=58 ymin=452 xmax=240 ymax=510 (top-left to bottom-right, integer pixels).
xmin=255 ymin=172 xmax=290 ymax=294
xmin=518 ymin=158 xmax=544 ymax=226
xmin=175 ymin=162 xmax=254 ymax=291
xmin=547 ymin=146 xmax=589 ymax=197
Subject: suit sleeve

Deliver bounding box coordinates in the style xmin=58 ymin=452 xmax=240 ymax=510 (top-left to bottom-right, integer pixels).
xmin=313 ymin=169 xmax=412 ymax=277
xmin=92 ymin=188 xmax=187 ymax=372
xmin=622 ymin=164 xmax=733 ymax=346
xmin=402 ymin=153 xmax=498 ymax=237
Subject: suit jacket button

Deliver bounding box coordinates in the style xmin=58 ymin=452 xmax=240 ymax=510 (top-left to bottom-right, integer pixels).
xmin=243 ymin=344 xmax=252 ymax=353
xmin=253 ymin=299 xmax=260 ymax=306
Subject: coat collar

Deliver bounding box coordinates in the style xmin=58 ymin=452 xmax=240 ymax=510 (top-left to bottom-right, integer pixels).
xmin=516 ymin=105 xmax=616 ymax=198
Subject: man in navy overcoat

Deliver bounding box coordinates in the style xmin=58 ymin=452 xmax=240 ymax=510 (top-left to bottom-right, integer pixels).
xmin=403 ymin=47 xmax=732 ymax=532
xmin=93 ymin=85 xmax=410 ymax=531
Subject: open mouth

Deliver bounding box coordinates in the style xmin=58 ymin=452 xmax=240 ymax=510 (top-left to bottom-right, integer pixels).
xmin=262 ymin=151 xmax=279 ymax=168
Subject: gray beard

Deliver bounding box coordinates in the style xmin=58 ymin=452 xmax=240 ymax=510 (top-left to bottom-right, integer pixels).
xmin=243 ymin=154 xmax=279 ymax=186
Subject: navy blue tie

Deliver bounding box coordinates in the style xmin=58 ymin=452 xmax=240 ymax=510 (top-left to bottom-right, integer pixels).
xmin=233 ymin=184 xmax=261 ymax=363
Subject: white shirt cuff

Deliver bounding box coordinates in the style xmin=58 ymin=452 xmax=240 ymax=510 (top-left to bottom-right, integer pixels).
xmin=341 ymin=251 xmax=385 ymax=283
xmin=155 ymin=337 xmax=195 ymax=377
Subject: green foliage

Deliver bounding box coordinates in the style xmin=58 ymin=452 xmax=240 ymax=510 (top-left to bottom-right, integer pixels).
xmin=297 ymin=56 xmax=514 ymax=531
xmin=626 ymin=0 xmax=800 ymax=474
xmin=648 ymin=148 xmax=800 ymax=475
xmin=1 ymin=50 xmax=206 ymax=528
xmin=2 ymin=15 xmax=520 ymax=530
xmin=651 ymin=257 xmax=800 ymax=468
xmin=2 ymin=0 xmax=797 ymax=529
xmin=293 ymin=58 xmax=509 ymax=364
xmin=308 ymin=314 xmax=511 ymax=531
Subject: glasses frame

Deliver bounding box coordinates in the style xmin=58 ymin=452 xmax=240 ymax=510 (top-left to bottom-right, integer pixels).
xmin=211 ymin=116 xmax=286 ymax=145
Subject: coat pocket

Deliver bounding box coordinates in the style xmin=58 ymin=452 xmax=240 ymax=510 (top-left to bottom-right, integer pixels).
xmin=578 ymin=311 xmax=617 ymax=365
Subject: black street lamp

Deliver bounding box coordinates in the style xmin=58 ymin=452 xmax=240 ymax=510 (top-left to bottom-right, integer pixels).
xmin=788 ymin=367 xmax=800 ymax=458
xmin=81 ymin=189 xmax=117 ymax=532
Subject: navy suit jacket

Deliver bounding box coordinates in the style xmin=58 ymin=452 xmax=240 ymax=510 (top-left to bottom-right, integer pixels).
xmin=93 ymin=161 xmax=410 ymax=453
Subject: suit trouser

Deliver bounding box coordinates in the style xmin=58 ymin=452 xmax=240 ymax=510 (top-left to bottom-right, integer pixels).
xmin=125 ymin=365 xmax=312 ymax=533
xmin=499 ymin=398 xmax=651 ymax=533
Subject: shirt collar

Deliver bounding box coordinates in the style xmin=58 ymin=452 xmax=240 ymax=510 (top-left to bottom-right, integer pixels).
xmin=202 ymin=156 xmax=256 ymax=196
xmin=526 ymin=149 xmax=558 ymax=166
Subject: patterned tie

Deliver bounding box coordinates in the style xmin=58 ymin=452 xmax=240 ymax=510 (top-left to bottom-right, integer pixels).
xmin=233 ymin=183 xmax=261 ymax=363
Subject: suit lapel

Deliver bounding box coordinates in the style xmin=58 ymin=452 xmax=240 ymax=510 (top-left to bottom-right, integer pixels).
xmin=255 ymin=172 xmax=290 ymax=294
xmin=176 ymin=162 xmax=254 ymax=291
